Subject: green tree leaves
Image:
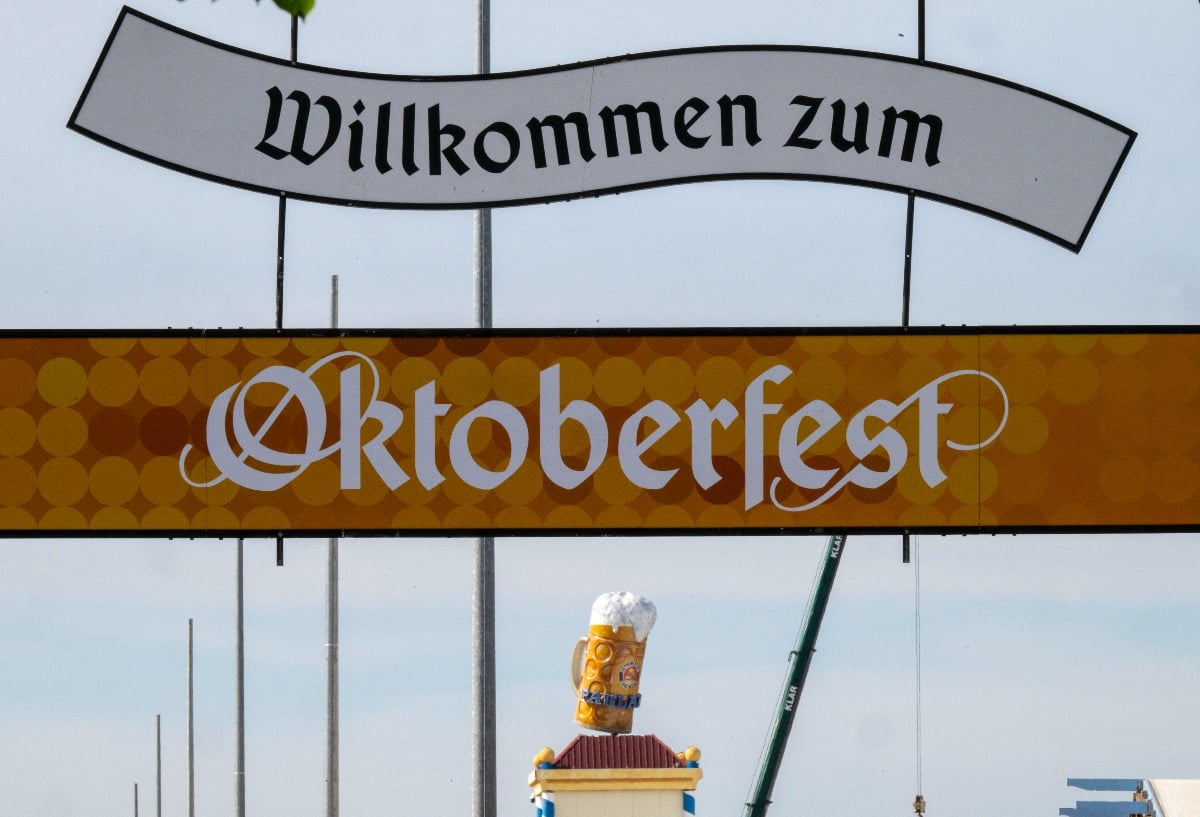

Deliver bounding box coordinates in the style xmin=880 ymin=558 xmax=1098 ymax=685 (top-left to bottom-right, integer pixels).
xmin=271 ymin=0 xmax=315 ymax=18
xmin=180 ymin=0 xmax=315 ymax=20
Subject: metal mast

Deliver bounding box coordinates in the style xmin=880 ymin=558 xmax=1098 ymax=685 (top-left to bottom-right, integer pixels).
xmin=326 ymin=275 xmax=340 ymax=817
xmin=471 ymin=2 xmax=498 ymax=817
xmin=235 ymin=540 xmax=246 ymax=817
xmin=187 ymin=618 xmax=195 ymax=817
xmin=743 ymin=534 xmax=847 ymax=817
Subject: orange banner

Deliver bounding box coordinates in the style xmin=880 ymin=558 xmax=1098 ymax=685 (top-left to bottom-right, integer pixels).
xmin=0 ymin=331 xmax=1195 ymax=536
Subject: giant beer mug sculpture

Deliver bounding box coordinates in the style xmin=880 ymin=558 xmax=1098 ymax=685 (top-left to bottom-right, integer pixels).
xmin=571 ymin=591 xmax=656 ymax=734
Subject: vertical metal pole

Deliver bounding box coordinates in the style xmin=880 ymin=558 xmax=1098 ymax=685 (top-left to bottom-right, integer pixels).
xmin=325 ymin=542 xmax=339 ymax=817
xmin=471 ymin=535 xmax=496 ymax=817
xmin=910 ymin=7 xmax=927 ymax=810
xmin=913 ymin=535 xmax=924 ymax=803
xmin=274 ymin=12 xmax=298 ymax=328
xmin=901 ymin=0 xmax=924 ymax=565
xmin=188 ymin=618 xmax=195 ymax=817
xmin=275 ymin=13 xmax=298 ymax=569
xmin=473 ymin=0 xmax=493 ymax=334
xmin=330 ymin=275 xmax=339 ymax=330
xmin=901 ymin=0 xmax=925 ymax=329
xmin=901 ymin=193 xmax=915 ymax=330
xmin=134 ymin=782 xmax=139 ymax=817
xmin=472 ymin=3 xmax=497 ymax=817
xmin=276 ymin=12 xmax=298 ymax=329
xmin=900 ymin=0 xmax=925 ymax=325
xmin=275 ymin=195 xmax=287 ymax=332
xmin=917 ymin=0 xmax=926 ymax=62
xmin=901 ymin=192 xmax=915 ymax=565
xmin=273 ymin=14 xmax=293 ymax=332
xmin=325 ymin=538 xmax=339 ymax=817
xmin=235 ymin=540 xmax=246 ymax=817
xmin=902 ymin=0 xmax=926 ymax=328
xmin=274 ymin=175 xmax=287 ymax=562
xmin=156 ymin=715 xmax=162 ymax=817
xmin=325 ymin=275 xmax=340 ymax=817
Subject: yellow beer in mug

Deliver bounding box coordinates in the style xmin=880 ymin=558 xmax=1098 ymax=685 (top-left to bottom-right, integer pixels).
xmin=571 ymin=592 xmax=656 ymax=734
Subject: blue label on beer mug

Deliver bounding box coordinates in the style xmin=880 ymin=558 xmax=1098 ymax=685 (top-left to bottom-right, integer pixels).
xmin=580 ymin=690 xmax=642 ymax=709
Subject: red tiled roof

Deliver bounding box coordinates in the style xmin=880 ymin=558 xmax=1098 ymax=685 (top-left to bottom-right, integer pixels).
xmin=553 ymin=734 xmax=681 ymax=770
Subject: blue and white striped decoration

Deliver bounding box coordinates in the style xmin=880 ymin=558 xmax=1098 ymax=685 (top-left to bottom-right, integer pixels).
xmin=534 ymin=792 xmax=555 ymax=817
xmin=683 ymin=792 xmax=697 ymax=816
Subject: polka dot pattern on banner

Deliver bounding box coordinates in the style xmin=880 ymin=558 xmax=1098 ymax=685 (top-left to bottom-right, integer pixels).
xmin=0 ymin=332 xmax=1191 ymax=533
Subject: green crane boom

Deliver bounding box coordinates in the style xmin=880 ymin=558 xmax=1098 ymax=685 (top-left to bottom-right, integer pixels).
xmin=743 ymin=533 xmax=848 ymax=817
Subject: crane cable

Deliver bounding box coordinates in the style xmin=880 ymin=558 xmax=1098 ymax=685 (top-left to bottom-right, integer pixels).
xmin=913 ymin=534 xmax=925 ymax=817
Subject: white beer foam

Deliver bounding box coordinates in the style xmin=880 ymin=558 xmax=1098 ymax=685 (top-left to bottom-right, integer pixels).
xmin=590 ymin=591 xmax=657 ymax=642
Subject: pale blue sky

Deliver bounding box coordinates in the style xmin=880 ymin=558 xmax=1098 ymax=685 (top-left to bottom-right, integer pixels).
xmin=0 ymin=2 xmax=1198 ymax=817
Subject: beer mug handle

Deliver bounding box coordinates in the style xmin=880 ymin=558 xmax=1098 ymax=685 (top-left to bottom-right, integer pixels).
xmin=570 ymin=636 xmax=588 ymax=690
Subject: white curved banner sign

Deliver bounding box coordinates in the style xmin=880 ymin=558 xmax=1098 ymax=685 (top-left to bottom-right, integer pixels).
xmin=71 ymin=7 xmax=1135 ymax=250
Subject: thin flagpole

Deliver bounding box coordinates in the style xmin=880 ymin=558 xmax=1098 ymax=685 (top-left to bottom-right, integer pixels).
xmin=235 ymin=539 xmax=246 ymax=817
xmin=325 ymin=534 xmax=339 ymax=817
xmin=188 ymin=619 xmax=195 ymax=817
xmin=914 ymin=535 xmax=924 ymax=803
xmin=274 ymin=13 xmax=296 ymax=331
xmin=325 ymin=275 xmax=340 ymax=817
xmin=901 ymin=0 xmax=924 ymax=564
xmin=275 ymin=13 xmax=298 ymax=568
xmin=472 ymin=1 xmax=497 ymax=817
xmin=901 ymin=0 xmax=925 ymax=329
xmin=917 ymin=0 xmax=926 ymax=62
xmin=901 ymin=0 xmax=925 ymax=331
xmin=908 ymin=8 xmax=927 ymax=813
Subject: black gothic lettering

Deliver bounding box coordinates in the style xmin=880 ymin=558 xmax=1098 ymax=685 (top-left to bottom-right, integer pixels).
xmin=474 ymin=121 xmax=521 ymax=173
xmin=254 ymin=87 xmax=342 ymax=165
xmin=254 ymin=86 xmax=290 ymax=160
xmin=400 ymin=103 xmax=419 ymax=175
xmin=599 ymin=102 xmax=669 ymax=157
xmin=428 ymin=104 xmax=469 ymax=176
xmin=250 ymin=83 xmax=945 ymax=181
xmin=526 ymin=113 xmax=596 ymax=168
xmin=830 ymin=100 xmax=870 ymax=154
xmin=879 ymin=107 xmax=943 ymax=166
xmin=347 ymin=100 xmax=366 ymax=172
xmin=717 ymin=94 xmax=761 ymax=147
xmin=784 ymin=95 xmax=824 ymax=150
xmin=374 ymin=102 xmax=394 ymax=174
xmin=673 ymin=98 xmax=710 ymax=149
